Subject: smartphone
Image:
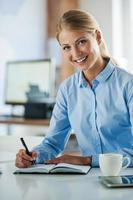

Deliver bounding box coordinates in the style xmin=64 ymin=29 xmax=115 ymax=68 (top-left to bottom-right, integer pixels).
xmin=99 ymin=175 xmax=133 ymax=188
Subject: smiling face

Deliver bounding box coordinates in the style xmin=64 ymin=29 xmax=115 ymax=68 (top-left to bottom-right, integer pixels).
xmin=59 ymin=29 xmax=103 ymax=73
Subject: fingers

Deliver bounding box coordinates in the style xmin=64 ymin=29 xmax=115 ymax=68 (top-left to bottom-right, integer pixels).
xmin=31 ymin=151 xmax=38 ymax=165
xmin=31 ymin=151 xmax=38 ymax=160
xmin=15 ymin=149 xmax=37 ymax=168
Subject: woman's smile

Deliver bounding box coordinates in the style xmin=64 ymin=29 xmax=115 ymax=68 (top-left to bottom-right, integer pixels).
xmin=74 ymin=55 xmax=88 ymax=64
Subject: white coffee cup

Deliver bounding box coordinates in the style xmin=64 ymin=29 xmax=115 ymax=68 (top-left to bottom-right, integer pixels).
xmin=99 ymin=153 xmax=130 ymax=176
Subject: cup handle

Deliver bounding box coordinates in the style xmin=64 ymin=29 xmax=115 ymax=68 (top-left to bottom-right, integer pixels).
xmin=122 ymin=156 xmax=130 ymax=169
xmin=122 ymin=176 xmax=130 ymax=184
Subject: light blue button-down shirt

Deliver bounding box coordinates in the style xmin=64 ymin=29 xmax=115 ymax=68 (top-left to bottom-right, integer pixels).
xmin=33 ymin=59 xmax=133 ymax=166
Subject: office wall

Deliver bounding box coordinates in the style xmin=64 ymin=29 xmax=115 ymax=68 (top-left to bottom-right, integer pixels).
xmin=122 ymin=0 xmax=133 ymax=71
xmin=0 ymin=0 xmax=47 ymax=60
xmin=0 ymin=0 xmax=47 ymax=106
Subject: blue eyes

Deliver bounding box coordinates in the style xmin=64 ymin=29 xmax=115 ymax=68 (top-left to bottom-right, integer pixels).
xmin=62 ymin=39 xmax=87 ymax=51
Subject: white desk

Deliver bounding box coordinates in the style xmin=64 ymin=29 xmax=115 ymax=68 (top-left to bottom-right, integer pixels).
xmin=0 ymin=151 xmax=15 ymax=163
xmin=0 ymin=162 xmax=133 ymax=200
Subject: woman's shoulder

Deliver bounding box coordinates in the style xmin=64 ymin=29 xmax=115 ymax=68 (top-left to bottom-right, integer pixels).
xmin=115 ymin=65 xmax=133 ymax=80
xmin=112 ymin=64 xmax=133 ymax=91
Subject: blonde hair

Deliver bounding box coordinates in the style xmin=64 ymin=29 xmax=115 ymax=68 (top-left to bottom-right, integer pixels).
xmin=56 ymin=9 xmax=110 ymax=59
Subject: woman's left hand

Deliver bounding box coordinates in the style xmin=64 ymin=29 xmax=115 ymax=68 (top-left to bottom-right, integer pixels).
xmin=44 ymin=154 xmax=92 ymax=165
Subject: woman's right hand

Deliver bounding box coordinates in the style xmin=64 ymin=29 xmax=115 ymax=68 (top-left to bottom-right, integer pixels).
xmin=15 ymin=149 xmax=37 ymax=168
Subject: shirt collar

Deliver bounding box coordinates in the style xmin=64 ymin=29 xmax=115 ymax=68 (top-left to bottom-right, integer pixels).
xmin=78 ymin=71 xmax=88 ymax=87
xmin=78 ymin=58 xmax=115 ymax=88
xmin=96 ymin=58 xmax=115 ymax=83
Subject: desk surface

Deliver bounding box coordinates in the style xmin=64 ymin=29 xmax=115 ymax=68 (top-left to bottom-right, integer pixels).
xmin=0 ymin=162 xmax=133 ymax=200
xmin=0 ymin=116 xmax=50 ymax=126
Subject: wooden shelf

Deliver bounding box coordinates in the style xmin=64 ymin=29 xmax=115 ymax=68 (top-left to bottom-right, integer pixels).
xmin=0 ymin=116 xmax=50 ymax=126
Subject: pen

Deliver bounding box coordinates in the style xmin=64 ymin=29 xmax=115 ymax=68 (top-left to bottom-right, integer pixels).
xmin=20 ymin=137 xmax=36 ymax=165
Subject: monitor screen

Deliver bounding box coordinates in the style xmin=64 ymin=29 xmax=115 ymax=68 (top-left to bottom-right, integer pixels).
xmin=4 ymin=59 xmax=55 ymax=105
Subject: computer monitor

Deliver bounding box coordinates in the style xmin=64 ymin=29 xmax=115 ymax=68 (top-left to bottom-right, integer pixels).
xmin=4 ymin=59 xmax=56 ymax=105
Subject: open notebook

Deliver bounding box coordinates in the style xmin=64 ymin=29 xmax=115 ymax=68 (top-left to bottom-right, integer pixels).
xmin=14 ymin=163 xmax=91 ymax=174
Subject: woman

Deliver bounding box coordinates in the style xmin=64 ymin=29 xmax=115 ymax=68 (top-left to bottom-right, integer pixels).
xmin=16 ymin=9 xmax=133 ymax=168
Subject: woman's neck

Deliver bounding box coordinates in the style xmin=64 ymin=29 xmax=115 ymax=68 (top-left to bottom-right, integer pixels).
xmin=83 ymin=57 xmax=108 ymax=85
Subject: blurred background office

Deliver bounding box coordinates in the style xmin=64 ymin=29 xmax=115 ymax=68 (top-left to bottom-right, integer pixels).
xmin=0 ymin=0 xmax=133 ymax=155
